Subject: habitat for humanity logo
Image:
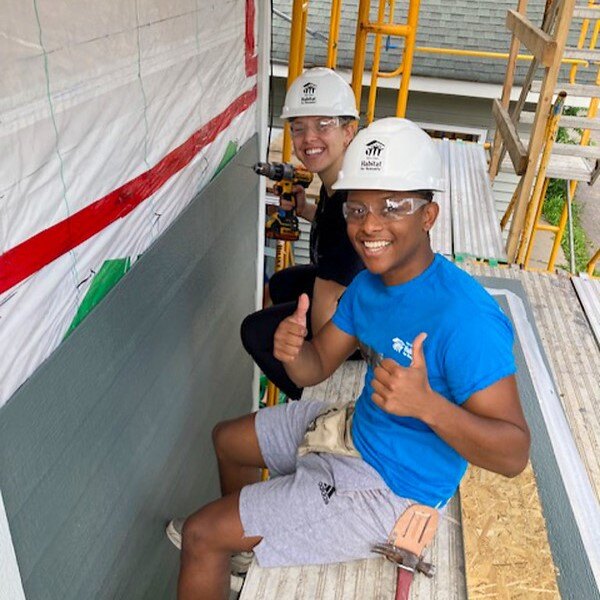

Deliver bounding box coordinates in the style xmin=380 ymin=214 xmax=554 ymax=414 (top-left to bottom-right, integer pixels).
xmin=301 ymin=82 xmax=317 ymax=104
xmin=392 ymin=337 xmax=413 ymax=360
xmin=361 ymin=139 xmax=385 ymax=171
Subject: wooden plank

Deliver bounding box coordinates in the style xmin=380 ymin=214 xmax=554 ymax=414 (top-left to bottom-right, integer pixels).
xmin=552 ymin=142 xmax=600 ymax=159
xmin=520 ymin=110 xmax=600 ymax=130
xmin=530 ymin=79 xmax=600 ymax=98
xmin=489 ymin=0 xmax=529 ymax=180
xmin=506 ymin=9 xmax=557 ymax=67
xmin=501 ymin=154 xmax=594 ymax=182
xmin=573 ymin=6 xmax=600 ymax=19
xmin=492 ymin=99 xmax=529 ymax=174
xmin=491 ymin=2 xmax=560 ymax=180
xmin=563 ymin=47 xmax=600 ymax=62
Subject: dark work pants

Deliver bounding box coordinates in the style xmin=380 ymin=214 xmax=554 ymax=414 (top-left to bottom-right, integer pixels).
xmin=241 ymin=265 xmax=317 ymax=399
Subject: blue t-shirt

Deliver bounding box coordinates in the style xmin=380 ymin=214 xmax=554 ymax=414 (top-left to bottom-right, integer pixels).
xmin=332 ymin=254 xmax=516 ymax=507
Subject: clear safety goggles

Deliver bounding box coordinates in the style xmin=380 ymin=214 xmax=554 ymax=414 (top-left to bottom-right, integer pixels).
xmin=289 ymin=116 xmax=341 ymax=137
xmin=342 ymin=197 xmax=430 ymax=222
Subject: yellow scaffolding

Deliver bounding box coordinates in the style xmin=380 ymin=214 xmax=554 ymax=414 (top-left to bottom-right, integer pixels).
xmin=351 ymin=0 xmax=422 ymax=122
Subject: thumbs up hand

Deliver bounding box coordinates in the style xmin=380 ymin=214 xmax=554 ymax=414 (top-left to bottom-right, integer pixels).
xmin=371 ymin=333 xmax=432 ymax=419
xmin=274 ymin=294 xmax=310 ymax=364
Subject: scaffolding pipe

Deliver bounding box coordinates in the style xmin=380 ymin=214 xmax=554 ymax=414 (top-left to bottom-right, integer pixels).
xmin=282 ymin=0 xmax=309 ymax=162
xmin=587 ymin=248 xmax=600 ymax=276
xmin=566 ymin=179 xmax=576 ymax=274
xmin=517 ymin=92 xmax=566 ymax=265
xmin=366 ymin=0 xmax=392 ymax=123
xmin=396 ymin=0 xmax=420 ymax=117
xmin=273 ymin=8 xmax=328 ymax=42
xmin=326 ymin=0 xmax=343 ymax=67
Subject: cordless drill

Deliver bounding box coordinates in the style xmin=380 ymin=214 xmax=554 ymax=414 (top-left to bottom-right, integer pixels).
xmin=253 ymin=162 xmax=313 ymax=241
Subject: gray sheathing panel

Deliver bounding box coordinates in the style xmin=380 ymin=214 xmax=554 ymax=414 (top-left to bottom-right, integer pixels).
xmin=479 ymin=277 xmax=600 ymax=600
xmin=0 ymin=136 xmax=260 ymax=600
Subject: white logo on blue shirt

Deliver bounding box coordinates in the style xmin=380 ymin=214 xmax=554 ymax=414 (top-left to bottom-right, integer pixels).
xmin=392 ymin=337 xmax=413 ymax=360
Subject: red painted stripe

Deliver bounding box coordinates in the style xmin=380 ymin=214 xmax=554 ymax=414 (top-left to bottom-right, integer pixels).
xmin=0 ymin=86 xmax=257 ymax=294
xmin=245 ymin=0 xmax=258 ymax=76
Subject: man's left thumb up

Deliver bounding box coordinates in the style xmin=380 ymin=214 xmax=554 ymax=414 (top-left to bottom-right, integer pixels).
xmin=411 ymin=332 xmax=428 ymax=368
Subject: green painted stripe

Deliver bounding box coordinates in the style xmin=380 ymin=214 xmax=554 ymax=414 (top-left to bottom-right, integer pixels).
xmin=212 ymin=141 xmax=239 ymax=180
xmin=65 ymin=258 xmax=131 ymax=337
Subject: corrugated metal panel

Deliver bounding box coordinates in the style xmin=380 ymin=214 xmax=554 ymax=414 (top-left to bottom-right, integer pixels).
xmin=449 ymin=142 xmax=506 ymax=262
xmin=573 ymin=275 xmax=600 ymax=347
xmin=431 ymin=139 xmax=453 ymax=256
xmin=491 ymin=170 xmax=520 ymax=246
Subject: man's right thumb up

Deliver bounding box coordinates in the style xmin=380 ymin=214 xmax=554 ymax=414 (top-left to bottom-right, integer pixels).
xmin=292 ymin=293 xmax=310 ymax=326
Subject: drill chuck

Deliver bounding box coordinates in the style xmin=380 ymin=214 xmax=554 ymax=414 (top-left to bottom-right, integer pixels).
xmin=253 ymin=161 xmax=313 ymax=187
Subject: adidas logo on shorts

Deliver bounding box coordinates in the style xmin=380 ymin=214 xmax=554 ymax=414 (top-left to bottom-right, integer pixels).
xmin=318 ymin=481 xmax=335 ymax=505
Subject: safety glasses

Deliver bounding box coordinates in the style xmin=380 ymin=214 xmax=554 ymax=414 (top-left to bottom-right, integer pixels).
xmin=342 ymin=197 xmax=430 ymax=222
xmin=289 ymin=117 xmax=341 ymax=137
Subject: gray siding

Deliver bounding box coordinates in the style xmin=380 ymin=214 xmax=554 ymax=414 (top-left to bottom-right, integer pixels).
xmin=0 ymin=137 xmax=260 ymax=599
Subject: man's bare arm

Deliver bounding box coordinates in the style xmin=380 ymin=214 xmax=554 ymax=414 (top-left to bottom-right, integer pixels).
xmin=371 ymin=333 xmax=530 ymax=478
xmin=420 ymin=376 xmax=530 ymax=477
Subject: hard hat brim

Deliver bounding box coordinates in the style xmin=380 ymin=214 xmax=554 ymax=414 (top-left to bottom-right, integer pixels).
xmin=332 ymin=175 xmax=445 ymax=193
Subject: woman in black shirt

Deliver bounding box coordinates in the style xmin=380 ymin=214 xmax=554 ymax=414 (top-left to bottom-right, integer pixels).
xmin=241 ymin=68 xmax=364 ymax=399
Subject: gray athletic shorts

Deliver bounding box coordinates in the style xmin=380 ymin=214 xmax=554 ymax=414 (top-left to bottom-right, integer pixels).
xmin=239 ymin=400 xmax=415 ymax=568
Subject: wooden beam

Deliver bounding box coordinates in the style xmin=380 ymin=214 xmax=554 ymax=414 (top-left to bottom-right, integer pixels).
xmin=506 ymin=9 xmax=557 ymax=67
xmin=507 ymin=0 xmax=576 ymax=261
xmin=492 ymin=1 xmax=559 ymax=178
xmin=492 ymin=99 xmax=529 ymax=175
xmin=489 ymin=0 xmax=529 ymax=180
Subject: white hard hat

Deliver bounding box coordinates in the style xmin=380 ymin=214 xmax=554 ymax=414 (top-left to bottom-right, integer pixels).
xmin=280 ymin=67 xmax=359 ymax=120
xmin=332 ymin=118 xmax=445 ymax=192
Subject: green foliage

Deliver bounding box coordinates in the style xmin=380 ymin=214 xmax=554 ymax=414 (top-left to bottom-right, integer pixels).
xmin=542 ymin=180 xmax=595 ymax=274
xmin=541 ymin=105 xmax=598 ymax=275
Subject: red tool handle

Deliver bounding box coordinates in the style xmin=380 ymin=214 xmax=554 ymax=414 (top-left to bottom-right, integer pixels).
xmin=395 ymin=568 xmax=414 ymax=600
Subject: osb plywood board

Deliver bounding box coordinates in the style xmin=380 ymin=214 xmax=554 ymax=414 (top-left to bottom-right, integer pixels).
xmin=461 ymin=464 xmax=559 ymax=599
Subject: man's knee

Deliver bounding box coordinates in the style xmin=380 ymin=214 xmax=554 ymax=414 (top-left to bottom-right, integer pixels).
xmin=212 ymin=414 xmax=263 ymax=468
xmin=181 ymin=509 xmax=223 ymax=555
xmin=212 ymin=420 xmax=232 ymax=456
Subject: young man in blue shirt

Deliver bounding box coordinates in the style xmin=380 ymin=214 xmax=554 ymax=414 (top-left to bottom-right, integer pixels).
xmin=172 ymin=118 xmax=530 ymax=600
